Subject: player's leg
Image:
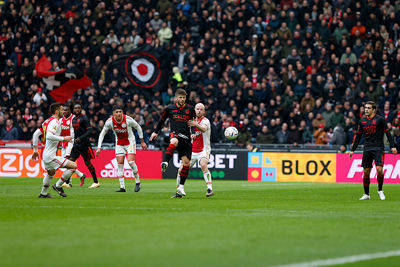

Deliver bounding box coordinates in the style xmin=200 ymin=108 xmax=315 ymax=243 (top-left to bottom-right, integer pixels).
xmin=360 ymin=150 xmax=373 ymax=200
xmin=83 ymin=146 xmax=100 ymax=188
xmin=62 ymin=156 xmax=85 ymax=187
xmin=127 ymin=153 xmax=141 ymax=192
xmin=116 ymin=153 xmax=126 ymax=192
xmin=39 ymin=168 xmax=55 ymax=198
xmin=375 ymin=150 xmax=385 ymax=200
xmin=162 ymin=137 xmax=179 ymax=172
xmin=177 ymin=153 xmax=196 ymax=187
xmin=175 ymin=156 xmax=190 ymax=197
xmin=199 ymin=157 xmax=213 ymax=197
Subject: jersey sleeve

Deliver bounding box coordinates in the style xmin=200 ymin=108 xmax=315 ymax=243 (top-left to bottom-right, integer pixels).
xmin=98 ymin=119 xmax=112 ymax=148
xmin=154 ymin=107 xmax=170 ymax=133
xmin=351 ymin=119 xmax=364 ymax=151
xmin=127 ymin=116 xmax=143 ymax=139
xmin=46 ymin=120 xmax=63 ymax=141
xmin=77 ymin=116 xmax=92 ymax=140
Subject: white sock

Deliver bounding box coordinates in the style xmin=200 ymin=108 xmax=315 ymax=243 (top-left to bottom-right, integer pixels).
xmin=56 ymin=177 xmax=64 ymax=188
xmin=62 ymin=169 xmax=74 ymax=184
xmin=41 ymin=174 xmax=53 ymax=195
xmin=203 ymin=171 xmax=212 ymax=190
xmin=118 ymin=164 xmax=125 ymax=189
xmin=128 ymin=161 xmax=140 ymax=183
xmin=178 ymin=184 xmax=184 ymax=191
xmin=176 ymin=172 xmax=181 ymax=187
xmin=74 ymin=169 xmax=84 ymax=178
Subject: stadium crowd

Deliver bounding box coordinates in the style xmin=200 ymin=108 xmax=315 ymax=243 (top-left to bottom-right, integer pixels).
xmin=1 ymin=0 xmax=400 ymax=149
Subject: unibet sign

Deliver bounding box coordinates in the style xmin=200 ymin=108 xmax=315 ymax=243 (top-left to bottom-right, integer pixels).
xmin=163 ymin=151 xmax=247 ymax=180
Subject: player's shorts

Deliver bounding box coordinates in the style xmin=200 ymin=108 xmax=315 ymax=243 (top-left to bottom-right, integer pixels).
xmin=362 ymin=149 xmax=385 ymax=168
xmin=43 ymin=156 xmax=68 ymax=171
xmin=61 ymin=145 xmax=73 ymax=158
xmin=190 ymin=150 xmax=211 ymax=168
xmin=115 ymin=144 xmax=136 ymax=157
xmin=70 ymin=144 xmax=95 ymax=161
xmin=170 ymin=132 xmax=192 ymax=160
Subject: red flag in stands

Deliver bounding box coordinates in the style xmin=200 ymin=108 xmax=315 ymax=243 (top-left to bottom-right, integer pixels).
xmin=35 ymin=55 xmax=92 ymax=103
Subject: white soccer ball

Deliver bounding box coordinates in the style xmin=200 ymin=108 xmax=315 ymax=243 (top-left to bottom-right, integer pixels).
xmin=224 ymin=126 xmax=239 ymax=141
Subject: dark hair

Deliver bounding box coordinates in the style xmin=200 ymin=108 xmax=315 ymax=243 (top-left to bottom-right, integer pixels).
xmin=175 ymin=88 xmax=187 ymax=96
xmin=365 ymin=101 xmax=377 ymax=110
xmin=112 ymin=105 xmax=124 ymax=111
xmin=74 ymin=103 xmax=82 ymax=108
xmin=50 ymin=102 xmax=62 ymax=115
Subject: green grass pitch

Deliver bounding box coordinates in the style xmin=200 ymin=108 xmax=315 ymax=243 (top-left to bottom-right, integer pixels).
xmin=1 ymin=177 xmax=400 ymax=267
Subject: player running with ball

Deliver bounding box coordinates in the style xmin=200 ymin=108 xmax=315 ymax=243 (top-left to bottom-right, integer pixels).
xmin=32 ymin=103 xmax=81 ymax=198
xmin=176 ymin=103 xmax=214 ymax=197
xmin=350 ymin=101 xmax=397 ymax=200
xmin=97 ymin=105 xmax=147 ymax=192
xmin=150 ymin=88 xmax=195 ymax=198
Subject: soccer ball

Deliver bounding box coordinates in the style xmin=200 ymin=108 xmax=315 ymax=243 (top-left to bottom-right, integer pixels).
xmin=224 ymin=126 xmax=239 ymax=140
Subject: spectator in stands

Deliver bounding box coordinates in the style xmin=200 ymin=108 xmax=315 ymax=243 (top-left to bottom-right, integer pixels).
xmin=256 ymin=125 xmax=275 ymax=144
xmin=330 ymin=125 xmax=347 ymax=146
xmin=313 ymin=124 xmax=328 ymax=145
xmin=275 ymin=123 xmax=289 ymax=144
xmin=0 ymin=119 xmax=19 ymax=140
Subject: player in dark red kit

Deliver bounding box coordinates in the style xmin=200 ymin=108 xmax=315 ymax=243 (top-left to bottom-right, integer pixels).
xmin=350 ymin=101 xmax=397 ymax=200
xmin=150 ymin=89 xmax=195 ymax=198
xmin=63 ymin=103 xmax=100 ymax=188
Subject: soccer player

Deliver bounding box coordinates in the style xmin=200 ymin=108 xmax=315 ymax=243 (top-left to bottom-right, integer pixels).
xmin=60 ymin=104 xmax=86 ymax=187
xmin=350 ymin=101 xmax=397 ymax=200
xmin=150 ymin=88 xmax=195 ymax=198
xmin=96 ymin=105 xmax=147 ymax=192
xmin=31 ymin=103 xmax=79 ymax=198
xmin=64 ymin=103 xmax=100 ymax=188
xmin=176 ymin=103 xmax=214 ymax=197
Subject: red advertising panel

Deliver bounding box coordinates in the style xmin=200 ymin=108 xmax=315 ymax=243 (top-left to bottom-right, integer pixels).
xmin=0 ymin=149 xmax=162 ymax=179
xmin=336 ymin=153 xmax=400 ymax=183
xmin=77 ymin=150 xmax=162 ymax=179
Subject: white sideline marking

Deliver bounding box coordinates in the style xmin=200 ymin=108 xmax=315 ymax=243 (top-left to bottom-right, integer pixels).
xmin=273 ymin=250 xmax=400 ymax=267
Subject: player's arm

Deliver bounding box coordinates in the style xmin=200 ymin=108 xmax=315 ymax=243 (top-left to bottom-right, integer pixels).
xmin=188 ymin=120 xmax=208 ymax=132
xmin=384 ymin=119 xmax=397 ymax=154
xmin=349 ymin=120 xmax=364 ymax=158
xmin=75 ymin=117 xmax=92 ymax=143
xmin=96 ymin=120 xmax=110 ymax=156
xmin=129 ymin=118 xmax=147 ymax=150
xmin=31 ymin=128 xmax=42 ymax=161
xmin=188 ymin=107 xmax=197 ymax=134
xmin=150 ymin=108 xmax=169 ymax=141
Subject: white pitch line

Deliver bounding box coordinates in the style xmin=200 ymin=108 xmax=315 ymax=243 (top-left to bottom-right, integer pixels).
xmin=272 ymin=250 xmax=400 ymax=267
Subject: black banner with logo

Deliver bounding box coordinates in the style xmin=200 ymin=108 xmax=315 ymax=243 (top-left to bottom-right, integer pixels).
xmin=162 ymin=151 xmax=247 ymax=180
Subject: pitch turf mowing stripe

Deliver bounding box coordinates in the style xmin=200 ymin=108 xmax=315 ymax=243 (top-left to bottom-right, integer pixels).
xmin=273 ymin=250 xmax=400 ymax=267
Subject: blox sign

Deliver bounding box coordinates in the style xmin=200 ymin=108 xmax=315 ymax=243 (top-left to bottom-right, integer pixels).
xmin=247 ymin=152 xmax=336 ymax=183
xmin=163 ymin=152 xmax=247 ymax=180
xmin=336 ymin=154 xmax=400 ymax=183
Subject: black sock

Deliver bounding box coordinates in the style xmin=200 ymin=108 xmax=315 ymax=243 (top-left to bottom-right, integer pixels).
xmin=87 ymin=163 xmax=98 ymax=183
xmin=363 ymin=174 xmax=370 ymax=195
xmin=377 ymin=174 xmax=384 ymax=191
xmin=164 ymin=144 xmax=176 ymax=163
xmin=179 ymin=165 xmax=190 ymax=185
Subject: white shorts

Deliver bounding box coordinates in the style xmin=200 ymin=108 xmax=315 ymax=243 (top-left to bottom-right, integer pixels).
xmin=43 ymin=156 xmax=68 ymax=171
xmin=190 ymin=150 xmax=210 ymax=168
xmin=115 ymin=144 xmax=136 ymax=157
xmin=61 ymin=145 xmax=72 ymax=158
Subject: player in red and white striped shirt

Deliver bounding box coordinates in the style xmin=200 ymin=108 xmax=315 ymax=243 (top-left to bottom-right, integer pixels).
xmin=177 ymin=103 xmax=213 ymax=197
xmin=97 ymin=105 xmax=147 ymax=192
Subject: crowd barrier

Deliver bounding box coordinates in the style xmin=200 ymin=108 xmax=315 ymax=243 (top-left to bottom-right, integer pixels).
xmin=1 ymin=148 xmax=399 ymax=183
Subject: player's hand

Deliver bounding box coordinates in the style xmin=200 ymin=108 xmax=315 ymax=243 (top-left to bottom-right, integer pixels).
xmin=188 ymin=120 xmax=197 ymax=127
xmin=141 ymin=140 xmax=148 ymax=150
xmin=191 ymin=134 xmax=196 ymax=140
xmin=75 ymin=137 xmax=81 ymax=143
xmin=96 ymin=148 xmax=101 ymax=157
xmin=349 ymin=151 xmax=353 ymax=159
xmin=391 ymin=147 xmax=397 ymax=155
xmin=64 ymin=136 xmax=73 ymax=143
xmin=32 ymin=151 xmax=39 ymax=161
xmin=149 ymin=132 xmax=158 ymax=141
